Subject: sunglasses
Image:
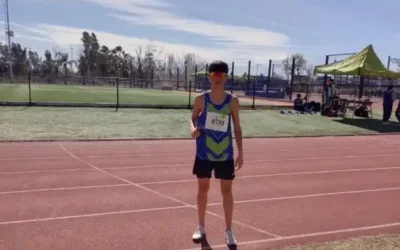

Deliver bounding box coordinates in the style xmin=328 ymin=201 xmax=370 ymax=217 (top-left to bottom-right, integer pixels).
xmin=209 ymin=72 xmax=227 ymax=78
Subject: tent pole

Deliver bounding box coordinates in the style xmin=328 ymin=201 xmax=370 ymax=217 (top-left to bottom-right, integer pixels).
xmin=323 ymin=55 xmax=329 ymax=106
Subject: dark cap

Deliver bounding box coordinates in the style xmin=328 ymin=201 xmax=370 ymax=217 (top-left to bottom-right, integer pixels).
xmin=208 ymin=60 xmax=229 ymax=74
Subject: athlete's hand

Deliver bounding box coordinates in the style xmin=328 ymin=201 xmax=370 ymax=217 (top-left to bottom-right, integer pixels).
xmin=235 ymin=153 xmax=243 ymax=171
xmin=191 ymin=127 xmax=201 ymax=139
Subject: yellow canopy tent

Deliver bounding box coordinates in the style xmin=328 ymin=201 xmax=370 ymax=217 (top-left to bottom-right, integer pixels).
xmin=314 ymin=44 xmax=400 ymax=78
xmin=314 ymin=44 xmax=400 ymax=118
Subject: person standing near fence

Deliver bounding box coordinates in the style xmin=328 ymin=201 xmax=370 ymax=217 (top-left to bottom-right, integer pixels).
xmin=323 ymin=78 xmax=336 ymax=107
xmin=395 ymin=96 xmax=400 ymax=126
xmin=382 ymin=84 xmax=396 ymax=125
xmin=188 ymin=60 xmax=243 ymax=246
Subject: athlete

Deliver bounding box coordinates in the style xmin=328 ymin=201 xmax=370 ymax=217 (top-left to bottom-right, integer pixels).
xmin=189 ymin=60 xmax=243 ymax=246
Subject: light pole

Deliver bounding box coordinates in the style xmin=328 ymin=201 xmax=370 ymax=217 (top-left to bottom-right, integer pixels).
xmin=271 ymin=63 xmax=281 ymax=78
xmin=4 ymin=0 xmax=13 ymax=80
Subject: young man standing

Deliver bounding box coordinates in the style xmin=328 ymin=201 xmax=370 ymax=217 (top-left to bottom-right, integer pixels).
xmin=382 ymin=84 xmax=396 ymax=125
xmin=189 ymin=60 xmax=243 ymax=246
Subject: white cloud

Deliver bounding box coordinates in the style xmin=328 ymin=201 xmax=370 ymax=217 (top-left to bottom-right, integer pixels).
xmin=14 ymin=34 xmax=53 ymax=43
xmin=2 ymin=0 xmax=293 ymax=68
xmin=30 ymin=23 xmax=287 ymax=65
xmin=84 ymin=0 xmax=169 ymax=8
xmin=4 ymin=20 xmax=288 ymax=66
xmin=86 ymin=0 xmax=290 ymax=48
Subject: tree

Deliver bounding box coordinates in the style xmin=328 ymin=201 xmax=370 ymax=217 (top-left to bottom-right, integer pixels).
xmin=28 ymin=50 xmax=41 ymax=74
xmin=0 ymin=29 xmax=231 ymax=81
xmin=282 ymin=53 xmax=307 ymax=79
xmin=305 ymin=65 xmax=315 ymax=83
xmin=133 ymin=45 xmax=157 ymax=79
xmin=78 ymin=31 xmax=100 ymax=77
xmin=43 ymin=50 xmax=54 ymax=75
xmin=11 ymin=43 xmax=29 ymax=75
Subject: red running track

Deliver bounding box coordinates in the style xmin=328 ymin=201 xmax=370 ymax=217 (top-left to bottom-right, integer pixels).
xmin=1 ymin=135 xmax=400 ymax=250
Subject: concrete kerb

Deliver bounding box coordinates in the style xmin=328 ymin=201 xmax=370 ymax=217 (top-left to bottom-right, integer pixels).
xmin=1 ymin=132 xmax=400 ymax=143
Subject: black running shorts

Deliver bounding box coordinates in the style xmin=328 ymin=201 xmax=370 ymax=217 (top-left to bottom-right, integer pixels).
xmin=192 ymin=158 xmax=235 ymax=180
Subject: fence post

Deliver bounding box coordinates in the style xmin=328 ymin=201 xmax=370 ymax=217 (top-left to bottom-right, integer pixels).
xmin=247 ymin=61 xmax=255 ymax=109
xmin=322 ymin=55 xmax=329 ymax=105
xmin=289 ymin=57 xmax=295 ymax=101
xmin=205 ymin=64 xmax=209 ymax=90
xmin=116 ymin=77 xmax=119 ymax=110
xmin=151 ymin=68 xmax=154 ymax=88
xmin=247 ymin=61 xmax=251 ymax=94
xmin=28 ymin=73 xmax=32 ymax=105
xmin=177 ymin=67 xmax=180 ymax=90
xmin=188 ymin=80 xmax=192 ymax=109
xmin=231 ymin=62 xmax=234 ymax=94
xmin=266 ymin=60 xmax=272 ymax=98
xmin=184 ymin=64 xmax=188 ymax=91
xmin=306 ymin=84 xmax=310 ymax=103
xmin=194 ymin=65 xmax=198 ymax=91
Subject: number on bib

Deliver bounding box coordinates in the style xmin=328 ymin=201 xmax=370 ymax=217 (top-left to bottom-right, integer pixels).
xmin=205 ymin=112 xmax=229 ymax=132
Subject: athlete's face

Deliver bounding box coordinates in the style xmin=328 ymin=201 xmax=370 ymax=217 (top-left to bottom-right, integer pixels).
xmin=208 ymin=72 xmax=227 ymax=89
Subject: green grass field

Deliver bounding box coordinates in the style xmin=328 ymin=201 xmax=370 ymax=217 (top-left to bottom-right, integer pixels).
xmin=0 ymin=106 xmax=399 ymax=141
xmin=0 ymin=83 xmax=261 ymax=106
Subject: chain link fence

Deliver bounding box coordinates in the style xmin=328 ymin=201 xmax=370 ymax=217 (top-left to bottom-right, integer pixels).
xmin=0 ymin=59 xmax=304 ymax=109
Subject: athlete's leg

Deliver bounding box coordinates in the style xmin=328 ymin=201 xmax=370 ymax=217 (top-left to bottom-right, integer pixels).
xmin=192 ymin=159 xmax=212 ymax=241
xmin=214 ymin=161 xmax=237 ymax=245
xmin=197 ymin=178 xmax=210 ymax=226
xmin=220 ymin=179 xmax=233 ymax=230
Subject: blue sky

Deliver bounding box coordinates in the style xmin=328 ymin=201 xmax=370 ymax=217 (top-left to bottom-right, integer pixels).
xmin=2 ymin=0 xmax=400 ymax=74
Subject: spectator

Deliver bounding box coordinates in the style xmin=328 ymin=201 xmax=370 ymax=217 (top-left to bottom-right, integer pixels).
xmin=382 ymin=84 xmax=396 ymax=125
xmin=323 ymin=78 xmax=336 ymax=107
xmin=395 ymin=96 xmax=400 ymax=126
xmin=293 ymin=94 xmax=306 ymax=111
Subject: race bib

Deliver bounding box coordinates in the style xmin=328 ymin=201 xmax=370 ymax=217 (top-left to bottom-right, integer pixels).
xmin=205 ymin=112 xmax=229 ymax=132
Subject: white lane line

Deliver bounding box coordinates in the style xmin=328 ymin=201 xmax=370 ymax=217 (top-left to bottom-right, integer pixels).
xmin=370 ymin=137 xmax=400 ymax=144
xmin=0 ymin=168 xmax=93 ymax=175
xmin=0 ymin=184 xmax=132 ymax=195
xmin=0 ymin=156 xmax=70 ymax=161
xmin=3 ymin=166 xmax=400 ymax=195
xmin=180 ymin=221 xmax=400 ymax=250
xmin=1 ymin=144 xmax=399 ymax=161
xmin=138 ymin=166 xmax=400 ymax=186
xmin=2 ymin=186 xmax=400 ymax=227
xmin=207 ymin=186 xmax=400 ymax=206
xmin=4 ymin=157 xmax=395 ymax=173
xmin=59 ymin=143 xmax=281 ymax=238
xmin=0 ymin=205 xmax=190 ymax=225
xmin=79 ymin=144 xmax=400 ymax=158
xmin=0 ymin=153 xmax=399 ymax=168
xmin=1 ymin=152 xmax=398 ymax=172
xmin=0 ymin=137 xmax=377 ymax=151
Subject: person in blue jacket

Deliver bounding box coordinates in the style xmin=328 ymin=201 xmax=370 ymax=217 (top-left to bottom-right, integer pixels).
xmin=382 ymin=84 xmax=396 ymax=125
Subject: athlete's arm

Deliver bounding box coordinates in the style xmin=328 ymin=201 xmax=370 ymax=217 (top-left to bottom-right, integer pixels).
xmin=189 ymin=95 xmax=203 ymax=138
xmin=231 ymin=96 xmax=243 ymax=169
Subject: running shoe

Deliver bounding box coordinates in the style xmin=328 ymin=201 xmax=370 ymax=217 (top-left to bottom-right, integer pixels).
xmin=225 ymin=229 xmax=237 ymax=246
xmin=192 ymin=225 xmax=205 ymax=241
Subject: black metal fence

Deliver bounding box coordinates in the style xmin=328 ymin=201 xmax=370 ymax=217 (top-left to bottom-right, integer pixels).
xmin=0 ymin=58 xmax=305 ymax=110
xmin=293 ymin=75 xmax=399 ymax=105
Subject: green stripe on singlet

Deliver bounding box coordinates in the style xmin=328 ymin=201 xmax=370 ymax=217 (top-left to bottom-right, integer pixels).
xmin=206 ymin=152 xmax=229 ymax=161
xmin=207 ymin=102 xmax=230 ymax=116
xmin=205 ymin=136 xmax=230 ymax=156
